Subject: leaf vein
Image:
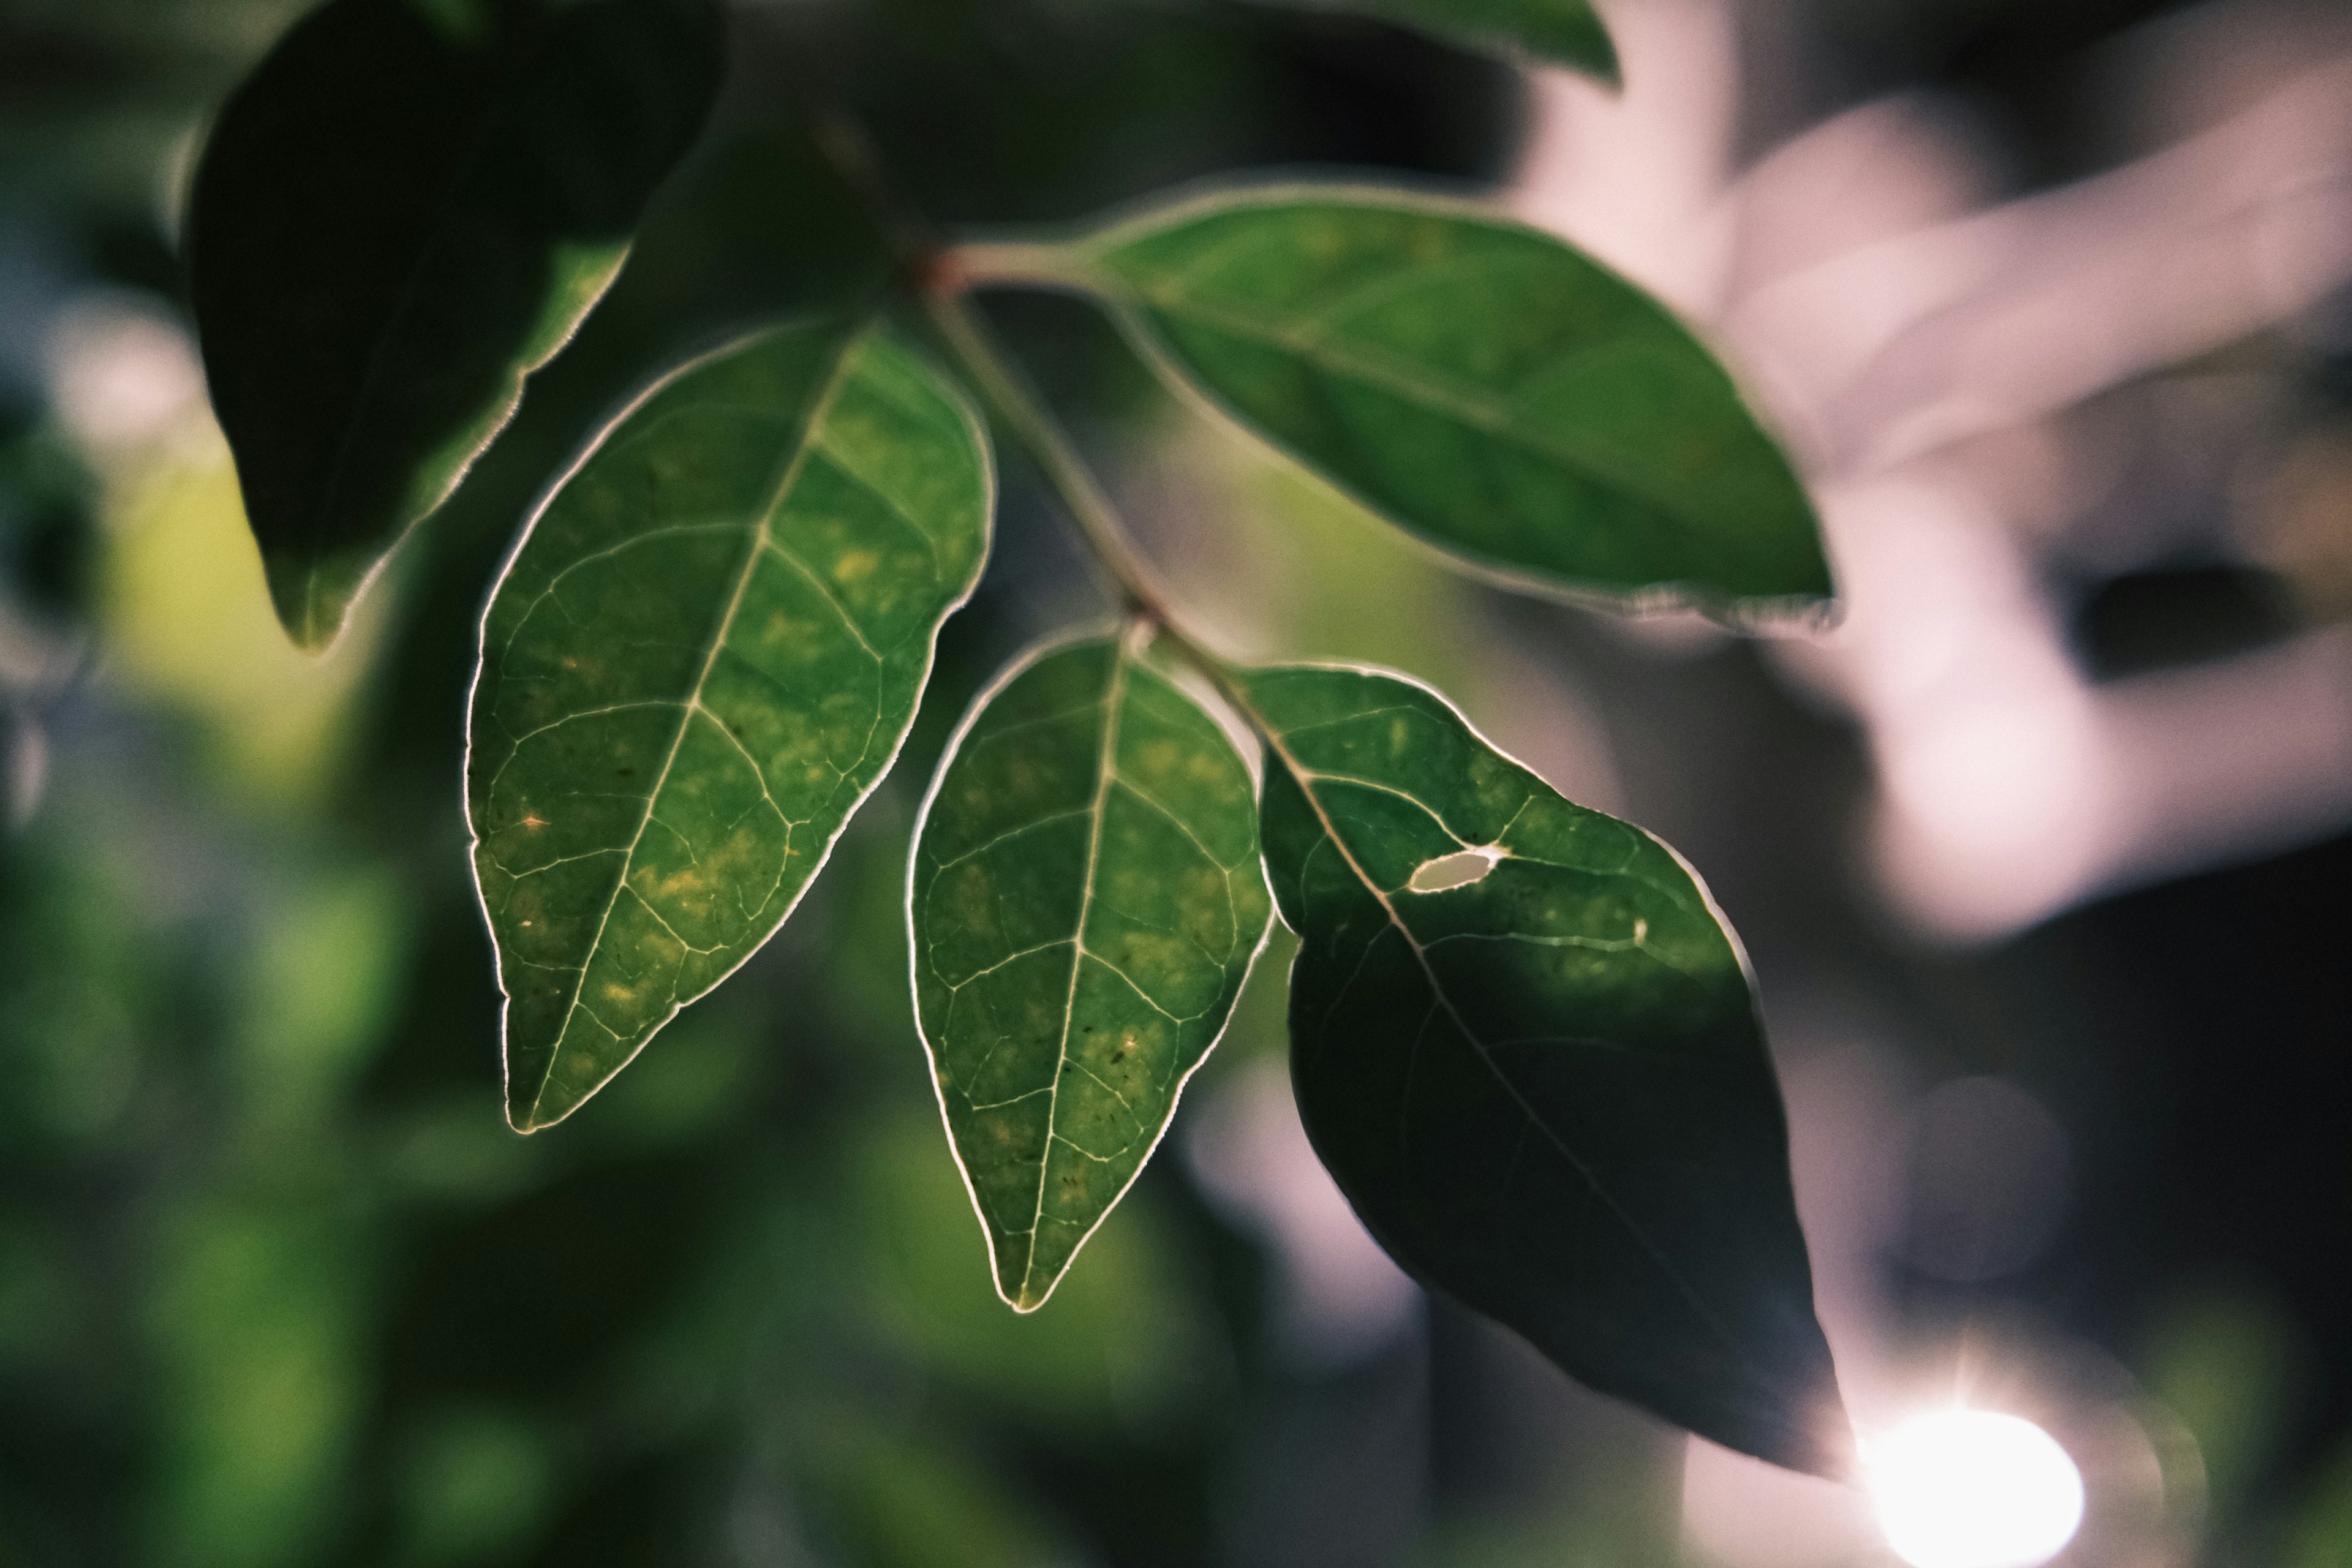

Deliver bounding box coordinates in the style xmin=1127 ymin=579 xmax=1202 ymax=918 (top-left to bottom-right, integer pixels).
xmin=527 ymin=331 xmax=865 ymax=1126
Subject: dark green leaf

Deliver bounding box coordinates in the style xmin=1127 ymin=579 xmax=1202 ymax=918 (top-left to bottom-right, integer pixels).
xmin=1241 ymin=662 xmax=1849 ymax=1474
xmin=469 ymin=319 xmax=991 ymax=1132
xmin=1257 ymin=0 xmax=1616 ymax=82
xmin=909 ymin=634 xmax=1272 ymax=1310
xmin=1065 ymin=189 xmax=1830 ymax=612
xmin=187 ymin=0 xmax=724 ymax=648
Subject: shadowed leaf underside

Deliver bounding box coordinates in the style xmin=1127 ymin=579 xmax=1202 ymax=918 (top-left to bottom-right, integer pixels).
xmin=1083 ymin=190 xmax=1830 ymax=613
xmin=1244 ymin=663 xmax=1849 ymax=1474
xmin=187 ymin=0 xmax=723 ymax=647
xmin=469 ymin=319 xmax=990 ymax=1130
xmin=1263 ymin=0 xmax=1617 ymax=81
xmin=911 ymin=636 xmax=1272 ymax=1308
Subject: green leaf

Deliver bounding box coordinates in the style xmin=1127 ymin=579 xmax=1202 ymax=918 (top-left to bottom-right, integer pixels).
xmin=1240 ymin=662 xmax=1849 ymax=1474
xmin=909 ymin=634 xmax=1273 ymax=1310
xmin=187 ymin=0 xmax=724 ymax=649
xmin=1065 ymin=188 xmax=1829 ymax=613
xmin=1257 ymin=0 xmax=1616 ymax=83
xmin=468 ymin=318 xmax=991 ymax=1132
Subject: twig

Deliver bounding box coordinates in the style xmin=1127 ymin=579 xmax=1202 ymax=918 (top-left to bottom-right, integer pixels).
xmin=808 ymin=103 xmax=1273 ymax=738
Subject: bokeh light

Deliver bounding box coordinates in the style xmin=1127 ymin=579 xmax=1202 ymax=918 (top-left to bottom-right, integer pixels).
xmin=1869 ymin=1410 xmax=2087 ymax=1568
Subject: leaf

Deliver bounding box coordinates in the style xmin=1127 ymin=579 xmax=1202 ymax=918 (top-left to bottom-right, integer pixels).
xmin=1256 ymin=0 xmax=1617 ymax=83
xmin=1065 ymin=188 xmax=1829 ymax=612
xmin=468 ymin=318 xmax=991 ymax=1132
xmin=909 ymin=633 xmax=1273 ymax=1310
xmin=1239 ymin=662 xmax=1849 ymax=1474
xmin=186 ymin=0 xmax=724 ymax=649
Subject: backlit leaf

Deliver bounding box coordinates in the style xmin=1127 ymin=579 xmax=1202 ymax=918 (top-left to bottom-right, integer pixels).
xmin=910 ymin=634 xmax=1272 ymax=1310
xmin=1241 ymin=662 xmax=1849 ymax=1474
xmin=187 ymin=0 xmax=724 ymax=648
xmin=1068 ymin=189 xmax=1829 ymax=613
xmin=1257 ymin=0 xmax=1616 ymax=82
xmin=469 ymin=319 xmax=990 ymax=1131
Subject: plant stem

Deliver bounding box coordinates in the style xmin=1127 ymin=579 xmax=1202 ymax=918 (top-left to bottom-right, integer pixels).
xmin=918 ymin=288 xmax=1173 ymax=625
xmin=807 ymin=107 xmax=941 ymax=277
xmin=921 ymin=287 xmax=1289 ymax=736
xmin=943 ymin=240 xmax=1089 ymax=292
xmin=805 ymin=104 xmax=1271 ymax=731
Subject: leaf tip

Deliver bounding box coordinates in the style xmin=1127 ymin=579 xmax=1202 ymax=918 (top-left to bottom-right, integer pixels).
xmin=503 ymin=1073 xmax=581 ymax=1136
xmin=1775 ymin=1392 xmax=1860 ymax=1483
xmin=1000 ymin=1267 xmax=1060 ymax=1313
xmin=1718 ymin=1338 xmax=1856 ymax=1479
xmin=262 ymin=555 xmax=356 ymax=652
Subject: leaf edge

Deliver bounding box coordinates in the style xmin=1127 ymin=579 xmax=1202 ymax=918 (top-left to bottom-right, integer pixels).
xmin=904 ymin=627 xmax=1279 ymax=1312
xmin=463 ymin=314 xmax=997 ymax=1133
xmin=967 ymin=179 xmax=1836 ymax=626
xmin=1237 ymin=654 xmax=1853 ymax=1476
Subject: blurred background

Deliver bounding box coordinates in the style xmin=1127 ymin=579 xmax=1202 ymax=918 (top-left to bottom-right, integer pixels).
xmin=2 ymin=0 xmax=2350 ymax=1562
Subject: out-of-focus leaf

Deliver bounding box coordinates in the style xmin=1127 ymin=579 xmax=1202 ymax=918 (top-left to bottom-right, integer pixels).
xmin=186 ymin=0 xmax=724 ymax=648
xmin=1255 ymin=0 xmax=1616 ymax=82
xmin=100 ymin=447 xmax=385 ymax=805
xmin=2283 ymin=1442 xmax=2352 ymax=1568
xmin=147 ymin=1196 xmax=368 ymax=1568
xmin=468 ymin=319 xmax=990 ymax=1132
xmin=908 ymin=634 xmax=1271 ymax=1310
xmin=842 ymin=0 xmax=1521 ymax=227
xmin=809 ymin=1417 xmax=1073 ymax=1568
xmin=0 ymin=423 xmax=98 ymax=622
xmin=850 ymin=1107 xmax=1224 ymax=1433
xmin=394 ymin=1407 xmax=556 ymax=1564
xmin=1240 ymin=662 xmax=1848 ymax=1474
xmin=1051 ymin=189 xmax=1829 ymax=613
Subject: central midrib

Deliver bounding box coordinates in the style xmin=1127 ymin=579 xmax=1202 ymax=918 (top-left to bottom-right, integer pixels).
xmin=1018 ymin=640 xmax=1134 ymax=1303
xmin=1253 ymin=691 xmax=1752 ymax=1366
xmin=1111 ymin=271 xmax=1748 ymax=574
xmin=525 ymin=331 xmax=867 ymax=1125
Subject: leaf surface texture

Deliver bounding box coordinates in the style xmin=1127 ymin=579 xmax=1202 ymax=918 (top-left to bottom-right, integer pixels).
xmin=470 ymin=319 xmax=990 ymax=1130
xmin=187 ymin=0 xmax=723 ymax=646
xmin=1244 ymin=663 xmax=1847 ymax=1472
xmin=1084 ymin=192 xmax=1828 ymax=611
xmin=911 ymin=636 xmax=1272 ymax=1308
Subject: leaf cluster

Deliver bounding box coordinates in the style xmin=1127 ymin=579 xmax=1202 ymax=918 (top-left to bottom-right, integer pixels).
xmin=184 ymin=0 xmax=1850 ymax=1477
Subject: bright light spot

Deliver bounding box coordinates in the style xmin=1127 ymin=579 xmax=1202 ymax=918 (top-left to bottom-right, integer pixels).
xmin=1868 ymin=1411 xmax=2085 ymax=1568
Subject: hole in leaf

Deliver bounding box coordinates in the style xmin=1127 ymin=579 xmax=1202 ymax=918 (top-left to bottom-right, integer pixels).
xmin=1408 ymin=845 xmax=1505 ymax=894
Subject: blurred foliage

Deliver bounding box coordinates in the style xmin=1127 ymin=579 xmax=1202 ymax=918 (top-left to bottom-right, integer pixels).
xmin=6 ymin=0 xmax=2352 ymax=1562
